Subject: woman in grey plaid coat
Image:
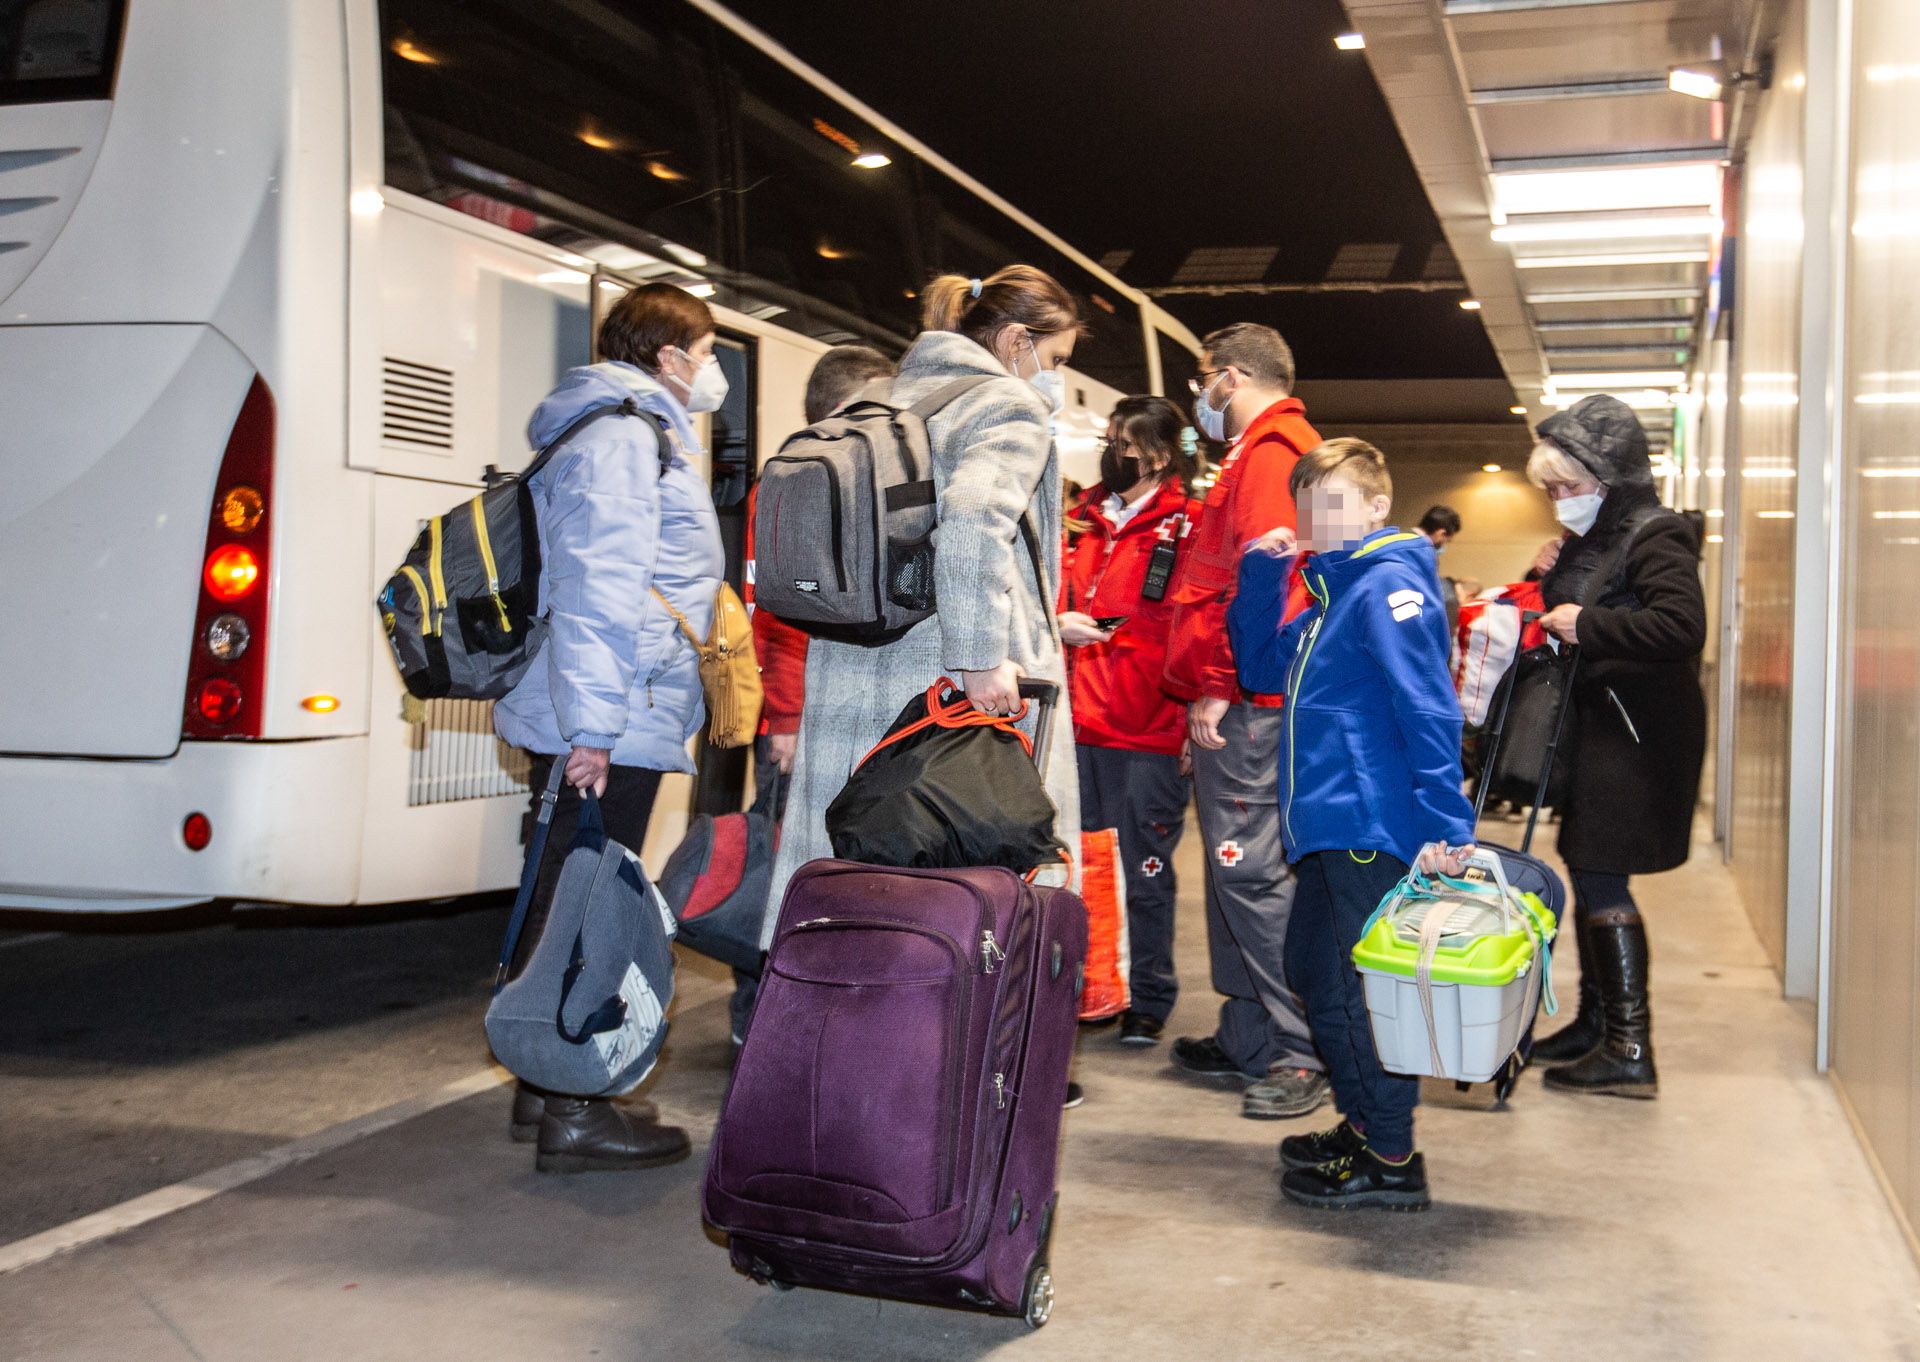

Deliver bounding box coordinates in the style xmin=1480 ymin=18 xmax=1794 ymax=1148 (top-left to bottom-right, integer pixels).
xmin=764 ymin=266 xmax=1085 ymax=941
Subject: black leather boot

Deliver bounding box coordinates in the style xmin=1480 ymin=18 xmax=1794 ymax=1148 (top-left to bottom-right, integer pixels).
xmin=510 ymin=1082 xmax=545 ymax=1143
xmin=512 ymin=1082 xmax=655 ymax=1143
xmin=535 ymin=1096 xmax=691 ymax=1173
xmin=1530 ymin=906 xmax=1603 ymax=1064
xmin=1543 ymin=920 xmax=1657 ymax=1099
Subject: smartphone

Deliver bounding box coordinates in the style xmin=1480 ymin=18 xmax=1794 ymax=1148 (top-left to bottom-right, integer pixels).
xmin=1093 ymin=614 xmax=1130 ymax=631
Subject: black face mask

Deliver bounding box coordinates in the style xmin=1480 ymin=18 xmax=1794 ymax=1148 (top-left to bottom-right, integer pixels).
xmin=1100 ymin=442 xmax=1141 ymax=492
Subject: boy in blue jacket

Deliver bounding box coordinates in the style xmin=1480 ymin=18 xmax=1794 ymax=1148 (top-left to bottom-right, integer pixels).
xmin=1226 ymin=438 xmax=1476 ymax=1211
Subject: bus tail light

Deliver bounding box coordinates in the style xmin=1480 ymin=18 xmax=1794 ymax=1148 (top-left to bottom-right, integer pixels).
xmin=182 ymin=813 xmax=213 ymax=851
xmin=182 ymin=377 xmax=274 ymax=740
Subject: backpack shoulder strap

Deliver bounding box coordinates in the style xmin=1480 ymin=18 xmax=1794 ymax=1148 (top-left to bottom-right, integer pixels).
xmin=522 ymin=399 xmax=674 ymax=482
xmin=904 ymin=374 xmax=999 ymax=422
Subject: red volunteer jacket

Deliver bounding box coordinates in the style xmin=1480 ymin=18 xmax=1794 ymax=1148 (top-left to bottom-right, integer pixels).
xmin=1162 ymin=397 xmax=1320 ymax=706
xmin=1058 ymin=479 xmax=1204 ymax=755
xmin=743 ymin=484 xmax=807 ymax=736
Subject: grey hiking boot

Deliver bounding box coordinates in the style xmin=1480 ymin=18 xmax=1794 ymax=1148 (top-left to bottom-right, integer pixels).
xmin=1242 ymin=1065 xmax=1331 ymax=1120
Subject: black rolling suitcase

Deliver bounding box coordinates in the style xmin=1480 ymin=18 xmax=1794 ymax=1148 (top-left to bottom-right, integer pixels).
xmin=1460 ymin=634 xmax=1578 ymax=1104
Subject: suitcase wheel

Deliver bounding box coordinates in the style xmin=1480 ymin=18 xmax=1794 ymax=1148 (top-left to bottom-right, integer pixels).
xmin=768 ymin=1279 xmax=794 ymax=1293
xmin=1022 ymin=1263 xmax=1054 ymax=1329
xmin=1050 ymin=942 xmax=1063 ymax=981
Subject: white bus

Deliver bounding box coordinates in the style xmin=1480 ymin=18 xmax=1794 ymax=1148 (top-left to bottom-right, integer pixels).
xmin=0 ymin=0 xmax=1202 ymax=912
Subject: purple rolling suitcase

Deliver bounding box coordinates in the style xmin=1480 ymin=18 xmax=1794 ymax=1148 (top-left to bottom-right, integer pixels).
xmin=702 ymin=857 xmax=1087 ymax=1327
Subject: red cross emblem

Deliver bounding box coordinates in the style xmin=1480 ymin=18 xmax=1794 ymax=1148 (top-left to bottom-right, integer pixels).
xmin=1155 ymin=520 xmax=1178 ymax=542
xmin=1140 ymin=856 xmax=1164 ymax=877
xmin=1216 ymin=841 xmax=1244 ymax=867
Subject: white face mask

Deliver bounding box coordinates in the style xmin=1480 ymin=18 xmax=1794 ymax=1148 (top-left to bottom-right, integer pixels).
xmin=667 ymin=348 xmax=729 ymax=413
xmin=1015 ymin=330 xmax=1066 ymax=415
xmin=1553 ymin=491 xmax=1605 ymax=536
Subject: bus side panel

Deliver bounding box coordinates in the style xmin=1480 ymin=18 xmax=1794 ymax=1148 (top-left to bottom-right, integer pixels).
xmin=354 ymin=474 xmax=527 ymax=907
xmin=351 ymin=206 xmax=594 ymax=905
xmin=354 ymin=201 xmax=594 ymax=484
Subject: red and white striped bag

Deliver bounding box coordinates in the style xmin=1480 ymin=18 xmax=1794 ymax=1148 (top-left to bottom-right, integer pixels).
xmin=1454 ymin=581 xmax=1548 ymax=726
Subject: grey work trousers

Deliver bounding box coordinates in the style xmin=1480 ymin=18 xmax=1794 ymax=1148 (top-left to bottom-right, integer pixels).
xmin=1075 ymin=743 xmax=1190 ymax=1023
xmin=1192 ymin=702 xmax=1321 ymax=1077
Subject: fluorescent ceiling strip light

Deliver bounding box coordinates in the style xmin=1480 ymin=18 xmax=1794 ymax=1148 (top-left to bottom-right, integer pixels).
xmin=1492 ymin=214 xmax=1721 ymax=243
xmin=1546 ymin=390 xmax=1675 ymax=410
xmin=1492 ymin=163 xmax=1721 ymax=216
xmin=1545 ymin=369 xmax=1688 ymax=387
xmin=1524 ymin=287 xmax=1704 ymax=304
xmin=1515 ymin=251 xmax=1711 ymax=269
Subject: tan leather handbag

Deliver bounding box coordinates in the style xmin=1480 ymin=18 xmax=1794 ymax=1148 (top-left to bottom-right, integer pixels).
xmin=652 ymin=585 xmax=763 ymax=749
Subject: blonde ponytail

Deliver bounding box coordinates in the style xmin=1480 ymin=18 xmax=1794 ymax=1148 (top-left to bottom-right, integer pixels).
xmin=919 ymin=265 xmax=1082 ymax=348
xmin=920 ymin=274 xmax=978 ymax=333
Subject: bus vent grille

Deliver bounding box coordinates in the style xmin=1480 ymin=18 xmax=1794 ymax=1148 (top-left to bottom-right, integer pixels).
xmin=406 ymin=699 xmax=530 ymax=807
xmin=383 ymin=357 xmax=455 ymax=451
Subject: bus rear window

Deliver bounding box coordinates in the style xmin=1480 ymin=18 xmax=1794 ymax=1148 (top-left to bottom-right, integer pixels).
xmin=0 ymin=0 xmax=124 ymax=105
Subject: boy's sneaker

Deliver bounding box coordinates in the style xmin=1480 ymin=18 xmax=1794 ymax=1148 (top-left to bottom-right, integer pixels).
xmin=1170 ymin=1035 xmax=1244 ymax=1082
xmin=1242 ymin=1065 xmax=1330 ymax=1120
xmin=1279 ymin=1119 xmax=1367 ymax=1171
xmin=1281 ymin=1149 xmax=1431 ymax=1212
xmin=1118 ymin=1012 xmax=1164 ymax=1046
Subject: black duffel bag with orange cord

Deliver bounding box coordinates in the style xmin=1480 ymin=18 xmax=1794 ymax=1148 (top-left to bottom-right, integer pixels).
xmin=826 ymin=678 xmax=1067 ymax=874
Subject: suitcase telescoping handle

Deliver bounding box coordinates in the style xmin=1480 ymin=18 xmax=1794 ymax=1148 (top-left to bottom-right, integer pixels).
xmin=1469 ymin=637 xmax=1580 ymax=856
xmin=1017 ymin=678 xmax=1060 ymax=773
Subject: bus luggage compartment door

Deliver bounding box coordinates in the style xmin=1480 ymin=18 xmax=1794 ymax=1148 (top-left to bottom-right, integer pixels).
xmin=0 ymin=324 xmax=256 ymax=758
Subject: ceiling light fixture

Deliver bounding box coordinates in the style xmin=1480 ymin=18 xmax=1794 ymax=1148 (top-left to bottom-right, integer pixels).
xmin=391 ymin=38 xmax=438 ymax=65
xmin=1491 ymin=214 xmax=1721 ymax=244
xmin=1668 ymin=67 xmax=1727 ymax=101
xmin=1668 ymin=57 xmax=1772 ymax=102
xmin=1514 ymin=250 xmax=1712 ymax=269
xmin=852 ymin=152 xmax=892 ymax=169
xmin=646 ymin=160 xmax=688 ymax=182
xmin=1482 ymin=463 xmax=1503 ymax=473
xmin=1545 ymin=369 xmax=1688 ymax=387
xmin=578 ymin=126 xmax=617 ymax=151
xmin=1492 ymin=163 xmax=1721 ymax=216
xmin=1509 ymin=405 xmax=1528 ymax=415
xmin=1459 ymin=298 xmax=1483 ymax=311
xmin=1335 ymin=32 xmax=1366 ymax=50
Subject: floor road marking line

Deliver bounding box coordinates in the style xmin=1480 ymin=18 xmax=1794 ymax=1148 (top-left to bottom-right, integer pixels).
xmin=0 ymin=1066 xmax=511 ymax=1278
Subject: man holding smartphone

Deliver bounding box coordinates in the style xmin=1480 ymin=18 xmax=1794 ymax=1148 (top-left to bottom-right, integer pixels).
xmin=1161 ymin=323 xmax=1330 ymax=1121
xmin=1058 ymin=396 xmax=1203 ymax=1046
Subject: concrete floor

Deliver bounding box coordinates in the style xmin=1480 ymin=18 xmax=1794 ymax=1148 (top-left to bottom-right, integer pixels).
xmin=3 ymin=821 xmax=1919 ymax=1362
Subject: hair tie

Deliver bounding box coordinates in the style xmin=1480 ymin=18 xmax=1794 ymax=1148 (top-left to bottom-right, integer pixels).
xmin=968 ymin=278 xmax=983 ymax=298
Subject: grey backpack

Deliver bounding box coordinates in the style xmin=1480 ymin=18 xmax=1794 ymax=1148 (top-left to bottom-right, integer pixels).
xmin=752 ymin=375 xmax=1042 ymax=644
xmin=376 ymin=400 xmax=668 ymax=701
xmin=484 ymin=765 xmax=676 ymax=1097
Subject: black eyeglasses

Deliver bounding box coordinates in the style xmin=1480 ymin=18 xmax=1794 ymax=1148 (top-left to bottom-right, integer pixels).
xmin=1098 ymin=436 xmax=1133 ymax=453
xmin=1187 ymin=368 xmax=1231 ymax=396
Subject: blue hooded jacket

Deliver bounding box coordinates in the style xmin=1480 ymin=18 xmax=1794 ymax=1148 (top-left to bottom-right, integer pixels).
xmin=1227 ymin=528 xmax=1474 ymax=866
xmin=494 ymin=362 xmax=724 ymax=773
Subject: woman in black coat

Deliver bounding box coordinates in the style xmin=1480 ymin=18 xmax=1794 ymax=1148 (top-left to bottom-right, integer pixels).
xmin=1524 ymin=394 xmax=1707 ymax=1100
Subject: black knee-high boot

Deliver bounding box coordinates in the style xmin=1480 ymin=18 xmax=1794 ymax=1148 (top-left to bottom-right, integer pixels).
xmin=1530 ymin=904 xmax=1603 ymax=1063
xmin=1542 ymin=920 xmax=1657 ymax=1099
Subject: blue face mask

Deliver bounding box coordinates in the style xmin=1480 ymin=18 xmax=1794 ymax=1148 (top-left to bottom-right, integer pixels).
xmin=1193 ymin=373 xmax=1230 ymax=442
xmin=1019 ymin=331 xmax=1066 ymax=415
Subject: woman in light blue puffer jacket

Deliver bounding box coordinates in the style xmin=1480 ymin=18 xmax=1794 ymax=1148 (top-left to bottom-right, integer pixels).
xmin=493 ymin=283 xmax=724 ymax=1175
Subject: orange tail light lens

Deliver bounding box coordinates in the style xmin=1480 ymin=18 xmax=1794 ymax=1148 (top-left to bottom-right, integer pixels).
xmin=204 ymin=544 xmax=261 ymax=601
xmin=219 ymin=485 xmax=265 ymax=534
